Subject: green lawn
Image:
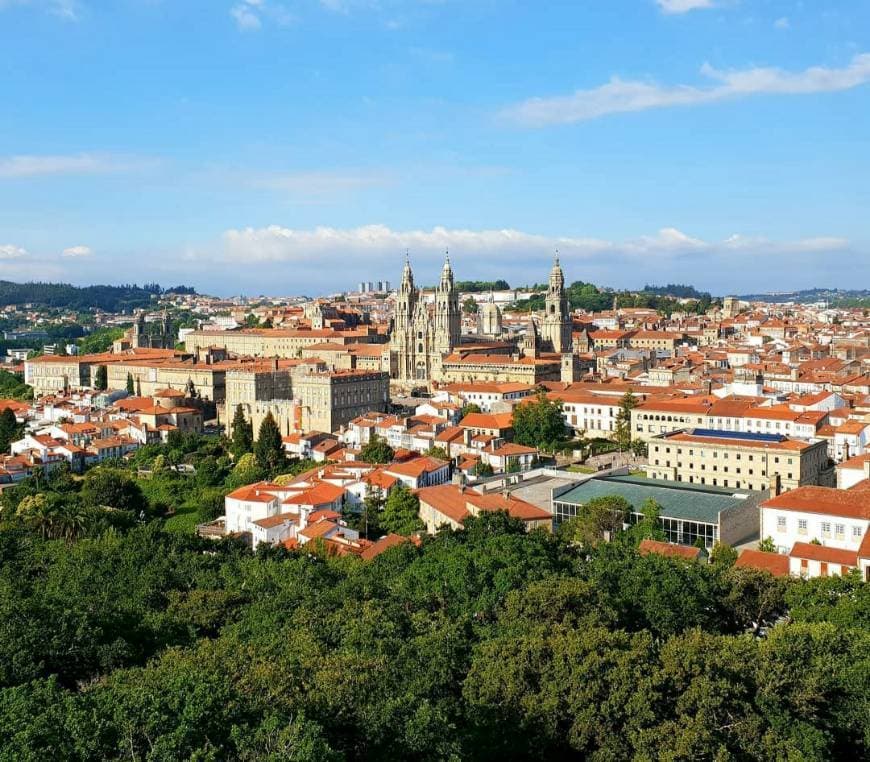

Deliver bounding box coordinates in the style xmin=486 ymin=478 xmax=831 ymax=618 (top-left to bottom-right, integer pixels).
xmin=566 ymin=465 xmax=596 ymax=474
xmin=163 ymin=507 xmax=200 ymax=534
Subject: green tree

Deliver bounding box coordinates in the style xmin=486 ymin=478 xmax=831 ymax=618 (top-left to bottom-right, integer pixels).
xmin=426 ymin=446 xmax=450 ymax=461
xmin=380 ymin=484 xmax=423 ymax=535
xmin=254 ymin=412 xmax=285 ymax=473
xmin=93 ymin=365 xmax=108 ymax=391
xmin=230 ymin=404 xmax=254 ymax=460
xmin=512 ymin=391 xmax=566 ymax=450
xmin=359 ymin=434 xmax=394 ymax=464
xmin=472 ymin=460 xmax=494 ymax=477
xmin=0 ymin=406 xmax=21 ymax=453
xmin=635 ymin=497 xmax=665 ymax=540
xmin=81 ymin=468 xmax=147 ymax=515
xmin=758 ymin=536 xmax=776 ymax=553
xmin=614 ymin=390 xmax=638 ymax=450
xmin=126 ymin=372 xmax=135 ymax=395
xmin=558 ymin=495 xmax=630 ymax=547
xmin=459 ymin=402 xmax=482 ymax=418
xmin=462 ymin=296 xmax=478 ymax=314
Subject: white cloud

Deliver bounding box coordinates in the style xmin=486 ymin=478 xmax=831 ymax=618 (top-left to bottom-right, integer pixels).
xmin=0 ymin=153 xmax=152 ymax=178
xmin=61 ymin=245 xmax=93 ymax=258
xmin=774 ymin=16 xmax=790 ymax=30
xmin=230 ymin=0 xmax=294 ymax=30
xmin=502 ymin=53 xmax=870 ymax=126
xmin=203 ymin=223 xmax=858 ymax=295
xmin=656 ymin=0 xmax=714 ymax=14
xmin=0 ymin=244 xmax=28 ymax=259
xmin=217 ymin=223 xmax=848 ymax=264
xmin=0 ymin=0 xmax=79 ymax=20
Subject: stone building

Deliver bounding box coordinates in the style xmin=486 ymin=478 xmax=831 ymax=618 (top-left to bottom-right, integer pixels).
xmin=646 ymin=428 xmax=833 ymax=493
xmin=540 ymin=254 xmax=572 ymax=354
xmin=390 ymin=254 xmax=460 ymax=385
xmin=225 ymin=361 xmax=390 ymax=438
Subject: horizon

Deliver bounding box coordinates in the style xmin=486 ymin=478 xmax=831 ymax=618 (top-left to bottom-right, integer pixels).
xmin=1 ymin=1 xmax=869 ymax=293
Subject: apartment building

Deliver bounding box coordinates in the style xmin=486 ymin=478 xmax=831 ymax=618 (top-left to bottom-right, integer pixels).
xmin=646 ymin=428 xmax=831 ymax=493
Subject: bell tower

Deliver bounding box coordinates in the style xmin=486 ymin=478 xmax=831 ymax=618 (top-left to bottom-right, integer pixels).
xmin=541 ymin=252 xmax=572 ymax=353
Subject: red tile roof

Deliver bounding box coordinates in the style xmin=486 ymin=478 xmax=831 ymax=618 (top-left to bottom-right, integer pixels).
xmin=638 ymin=539 xmax=702 ymax=560
xmin=789 ymin=542 xmax=857 ymax=567
xmin=734 ymin=549 xmax=790 ymax=577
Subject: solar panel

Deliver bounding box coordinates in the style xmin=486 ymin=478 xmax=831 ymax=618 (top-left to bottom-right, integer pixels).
xmin=691 ymin=428 xmax=786 ymax=443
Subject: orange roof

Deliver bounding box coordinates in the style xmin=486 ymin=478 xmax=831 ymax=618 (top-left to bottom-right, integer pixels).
xmin=359 ymin=533 xmax=412 ymax=561
xmin=638 ymin=539 xmax=702 ymax=560
xmin=298 ymin=519 xmax=338 ymax=540
xmin=282 ymin=482 xmax=345 ymax=507
xmin=763 ymin=486 xmax=870 ymax=520
xmin=459 ymin=412 xmax=513 ymax=429
xmin=734 ymin=549 xmax=790 ymax=577
xmin=385 ymin=456 xmax=449 ymax=478
xmin=252 ymin=512 xmax=298 ymax=529
xmin=789 ymin=542 xmax=857 ymax=567
xmin=226 ymin=481 xmax=284 ymax=502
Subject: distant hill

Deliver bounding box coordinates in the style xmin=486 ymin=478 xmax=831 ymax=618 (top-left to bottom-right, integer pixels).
xmin=0 ymin=281 xmax=196 ymax=312
xmin=642 ymin=284 xmax=712 ymax=300
xmin=738 ymin=287 xmax=870 ymax=305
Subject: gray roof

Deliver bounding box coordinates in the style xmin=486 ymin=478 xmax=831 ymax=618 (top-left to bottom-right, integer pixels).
xmin=553 ymin=475 xmax=760 ymax=524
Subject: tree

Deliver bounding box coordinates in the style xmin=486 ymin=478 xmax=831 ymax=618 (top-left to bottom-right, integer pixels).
xmin=230 ymin=405 xmax=254 ymax=460
xmin=472 ymin=461 xmax=493 ymax=477
xmin=558 ymin=495 xmax=631 ymax=547
xmin=126 ymin=373 xmax=135 ymax=395
xmin=0 ymin=406 xmax=20 ymax=453
xmin=254 ymin=412 xmax=285 ymax=473
xmin=94 ymin=365 xmax=108 ymax=391
xmin=462 ymin=297 xmax=478 ymax=314
xmin=634 ymin=497 xmax=664 ymax=540
xmin=81 ymin=468 xmax=147 ymax=515
xmin=426 ymin=446 xmax=450 ymax=461
xmin=758 ymin=536 xmax=776 ymax=553
xmin=614 ymin=390 xmax=638 ymax=451
xmin=512 ymin=391 xmax=566 ymax=450
xmin=359 ymin=434 xmax=394 ymax=465
xmin=136 ymin=376 xmax=142 ymax=397
xmin=380 ymin=484 xmax=423 ymax=535
xmin=460 ymin=402 xmax=482 ymax=419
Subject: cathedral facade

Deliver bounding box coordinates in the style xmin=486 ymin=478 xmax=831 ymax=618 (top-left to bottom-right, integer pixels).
xmin=390 ymin=254 xmax=461 ymax=384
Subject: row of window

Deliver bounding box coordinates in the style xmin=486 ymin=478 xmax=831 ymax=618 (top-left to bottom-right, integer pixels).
xmin=654 ymin=446 xmax=794 ymax=464
xmin=777 ymin=515 xmax=863 ymax=538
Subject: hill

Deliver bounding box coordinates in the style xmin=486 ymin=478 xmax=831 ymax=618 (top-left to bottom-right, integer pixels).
xmin=0 ymin=281 xmax=196 ymax=312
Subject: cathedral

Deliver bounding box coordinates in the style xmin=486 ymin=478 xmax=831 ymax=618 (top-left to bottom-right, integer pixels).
xmin=390 ymin=253 xmax=461 ymax=384
xmin=389 ymin=252 xmax=577 ymax=386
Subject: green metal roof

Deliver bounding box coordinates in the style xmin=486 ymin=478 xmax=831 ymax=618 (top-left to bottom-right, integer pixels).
xmin=554 ymin=475 xmax=759 ymax=524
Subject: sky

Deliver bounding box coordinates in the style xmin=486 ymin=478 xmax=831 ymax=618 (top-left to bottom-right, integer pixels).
xmin=0 ymin=0 xmax=869 ymax=297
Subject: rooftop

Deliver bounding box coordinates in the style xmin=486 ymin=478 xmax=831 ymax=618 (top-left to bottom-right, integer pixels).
xmin=554 ymin=475 xmax=759 ymax=524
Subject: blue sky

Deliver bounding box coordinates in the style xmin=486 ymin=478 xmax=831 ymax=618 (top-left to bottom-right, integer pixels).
xmin=1 ymin=0 xmax=868 ymax=296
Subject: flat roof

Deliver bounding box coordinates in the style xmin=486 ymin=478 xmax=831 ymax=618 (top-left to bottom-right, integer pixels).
xmin=554 ymin=475 xmax=759 ymax=524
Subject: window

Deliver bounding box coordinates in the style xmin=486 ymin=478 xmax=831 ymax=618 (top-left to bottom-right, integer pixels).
xmin=798 ymin=519 xmax=808 ymax=534
xmin=854 ymin=526 xmax=864 ymax=538
xmin=821 ymin=522 xmax=831 ymax=537
xmin=835 ymin=524 xmax=845 ymax=537
xmin=777 ymin=516 xmax=786 ymax=531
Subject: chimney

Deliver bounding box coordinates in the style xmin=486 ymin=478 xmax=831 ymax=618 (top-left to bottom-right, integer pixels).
xmin=769 ymin=474 xmax=781 ymax=498
xmin=864 ymin=459 xmax=870 ymax=480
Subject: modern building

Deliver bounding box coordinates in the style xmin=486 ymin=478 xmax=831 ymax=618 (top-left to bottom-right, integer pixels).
xmin=551 ymin=474 xmax=763 ymax=549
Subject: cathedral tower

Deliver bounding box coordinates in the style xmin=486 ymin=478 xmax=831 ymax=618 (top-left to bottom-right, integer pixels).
xmin=541 ymin=253 xmax=572 ymax=354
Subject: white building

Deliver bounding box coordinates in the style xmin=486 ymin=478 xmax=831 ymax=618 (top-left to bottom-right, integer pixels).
xmin=760 ymin=485 xmax=870 ymax=580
